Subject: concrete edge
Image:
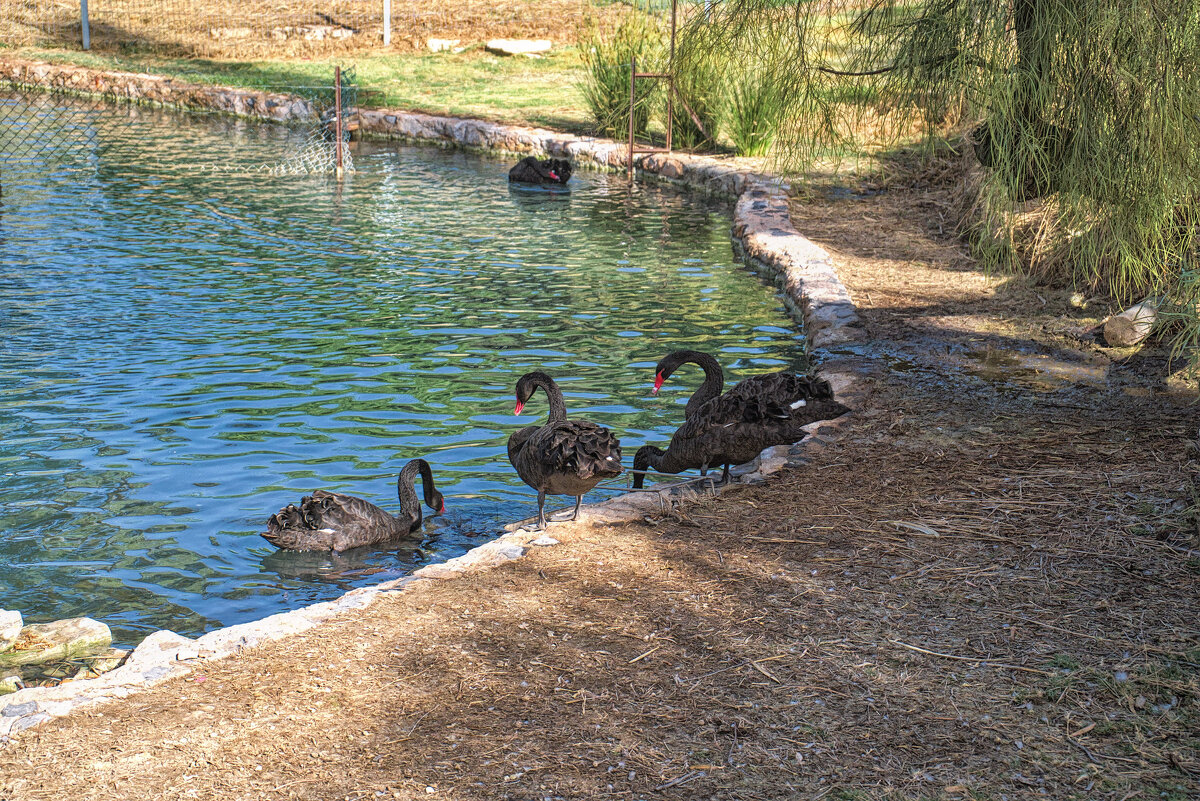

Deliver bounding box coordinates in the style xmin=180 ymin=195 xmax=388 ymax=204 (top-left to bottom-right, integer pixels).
xmin=0 ymin=57 xmax=878 ymax=740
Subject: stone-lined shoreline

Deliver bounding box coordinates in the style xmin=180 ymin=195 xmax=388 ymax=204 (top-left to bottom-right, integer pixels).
xmin=0 ymin=57 xmax=875 ymax=740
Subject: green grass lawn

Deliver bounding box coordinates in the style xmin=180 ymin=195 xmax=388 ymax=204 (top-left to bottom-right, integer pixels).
xmin=3 ymin=44 xmax=595 ymax=133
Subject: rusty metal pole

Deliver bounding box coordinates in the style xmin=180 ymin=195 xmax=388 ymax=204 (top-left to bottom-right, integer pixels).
xmin=628 ymin=56 xmax=636 ymax=183
xmin=334 ymin=65 xmax=344 ymax=179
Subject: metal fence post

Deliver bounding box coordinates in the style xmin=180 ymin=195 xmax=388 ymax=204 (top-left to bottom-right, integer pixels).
xmin=335 ymin=66 xmax=345 ymax=179
xmin=81 ymin=0 xmax=90 ymax=50
xmin=383 ymin=0 xmax=391 ymax=46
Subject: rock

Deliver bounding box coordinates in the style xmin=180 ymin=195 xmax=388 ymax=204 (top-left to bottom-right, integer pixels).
xmin=427 ymin=38 xmax=463 ymax=53
xmin=485 ymin=39 xmax=552 ymax=57
xmin=0 ymin=610 xmax=21 ymax=652
xmin=85 ymin=648 xmax=129 ymax=675
xmin=0 ymin=675 xmax=22 ymax=695
xmin=1 ymin=700 xmax=37 ymax=717
xmin=0 ymin=618 xmax=111 ymax=669
xmin=530 ymin=535 xmax=560 ymax=547
xmin=1104 ymin=299 xmax=1159 ymax=347
xmin=122 ymin=630 xmax=194 ymax=672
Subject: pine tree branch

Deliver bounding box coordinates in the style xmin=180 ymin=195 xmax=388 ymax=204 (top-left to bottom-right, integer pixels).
xmin=815 ymin=51 xmax=1005 ymax=77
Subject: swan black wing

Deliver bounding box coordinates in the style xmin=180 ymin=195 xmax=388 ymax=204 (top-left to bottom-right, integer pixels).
xmin=301 ymin=490 xmax=398 ymax=534
xmin=677 ymin=373 xmax=841 ymax=438
xmin=536 ymin=420 xmax=622 ymax=480
xmin=262 ymin=490 xmax=407 ymax=551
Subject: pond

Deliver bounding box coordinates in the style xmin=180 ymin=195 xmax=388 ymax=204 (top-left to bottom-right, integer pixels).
xmin=0 ymin=99 xmax=808 ymax=646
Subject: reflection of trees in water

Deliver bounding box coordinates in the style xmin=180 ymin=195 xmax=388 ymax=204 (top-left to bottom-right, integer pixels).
xmin=0 ymin=115 xmax=806 ymax=641
xmin=0 ymin=451 xmax=218 ymax=642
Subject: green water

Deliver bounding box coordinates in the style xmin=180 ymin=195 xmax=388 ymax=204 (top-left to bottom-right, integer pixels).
xmin=0 ymin=99 xmax=807 ymax=645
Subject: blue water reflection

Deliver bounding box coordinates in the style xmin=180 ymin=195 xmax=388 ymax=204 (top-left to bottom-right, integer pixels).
xmin=0 ymin=100 xmax=807 ymax=645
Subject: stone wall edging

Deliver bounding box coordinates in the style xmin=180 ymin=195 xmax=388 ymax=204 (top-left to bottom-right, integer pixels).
xmin=0 ymin=57 xmax=876 ymax=740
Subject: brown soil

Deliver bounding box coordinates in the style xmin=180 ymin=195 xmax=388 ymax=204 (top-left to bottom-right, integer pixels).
xmin=0 ymin=0 xmax=612 ymax=58
xmin=3 ymin=181 xmax=1198 ymax=801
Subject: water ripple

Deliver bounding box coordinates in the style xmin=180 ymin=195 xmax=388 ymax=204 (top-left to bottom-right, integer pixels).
xmin=0 ymin=98 xmax=807 ymax=644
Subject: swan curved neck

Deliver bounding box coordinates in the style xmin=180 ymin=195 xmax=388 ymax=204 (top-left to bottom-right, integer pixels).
xmin=397 ymin=460 xmax=432 ymax=521
xmin=522 ymin=372 xmax=568 ymax=422
xmin=661 ymin=351 xmax=724 ymax=417
xmin=634 ymin=445 xmax=666 ymax=471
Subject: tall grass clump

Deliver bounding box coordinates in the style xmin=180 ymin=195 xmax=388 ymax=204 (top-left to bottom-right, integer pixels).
xmin=726 ymin=61 xmax=786 ymax=157
xmin=1159 ymin=264 xmax=1200 ymax=383
xmin=670 ymin=41 xmax=723 ymax=149
xmin=579 ymin=10 xmax=663 ymax=138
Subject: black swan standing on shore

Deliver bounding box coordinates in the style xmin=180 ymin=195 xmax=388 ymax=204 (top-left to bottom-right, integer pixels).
xmin=507 ymin=371 xmax=622 ymax=529
xmin=262 ymin=459 xmax=445 ymax=551
xmin=632 ymin=350 xmax=850 ymax=488
xmin=508 ymin=156 xmax=572 ymax=186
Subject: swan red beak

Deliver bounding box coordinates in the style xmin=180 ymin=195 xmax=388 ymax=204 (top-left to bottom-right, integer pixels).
xmin=514 ymin=401 xmax=524 ymax=415
xmin=652 ymin=371 xmax=664 ymax=395
xmin=439 ymin=502 xmax=446 ymax=515
xmin=549 ymin=170 xmax=560 ymax=181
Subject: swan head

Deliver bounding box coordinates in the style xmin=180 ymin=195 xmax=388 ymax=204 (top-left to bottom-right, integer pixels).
xmin=513 ymin=371 xmax=556 ymax=416
xmin=652 ymin=350 xmax=714 ymax=394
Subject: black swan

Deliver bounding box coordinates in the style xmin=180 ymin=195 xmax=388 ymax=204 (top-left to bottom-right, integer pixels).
xmin=632 ymin=350 xmax=850 ymax=488
xmin=508 ymin=156 xmax=572 ymax=186
xmin=262 ymin=459 xmax=445 ymax=552
xmin=507 ymin=371 xmax=622 ymax=529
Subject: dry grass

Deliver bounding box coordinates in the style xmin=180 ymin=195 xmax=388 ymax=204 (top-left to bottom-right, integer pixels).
xmin=0 ymin=0 xmax=613 ymax=59
xmin=2 ymin=181 xmax=1196 ymax=801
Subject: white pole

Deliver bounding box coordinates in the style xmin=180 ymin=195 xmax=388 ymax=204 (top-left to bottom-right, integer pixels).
xmin=81 ymin=0 xmax=90 ymax=50
xmin=382 ymin=0 xmax=391 ymax=46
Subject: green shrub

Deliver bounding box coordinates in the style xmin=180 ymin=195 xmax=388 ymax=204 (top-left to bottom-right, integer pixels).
xmin=726 ymin=64 xmax=786 ymax=157
xmin=669 ymin=47 xmax=723 ymax=150
xmin=579 ymin=12 xmax=663 ymax=139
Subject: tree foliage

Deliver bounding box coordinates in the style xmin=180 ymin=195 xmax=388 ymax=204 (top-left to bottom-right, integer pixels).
xmin=681 ymin=0 xmax=1200 ymax=371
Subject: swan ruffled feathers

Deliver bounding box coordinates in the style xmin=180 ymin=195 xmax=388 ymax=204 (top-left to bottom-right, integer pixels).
xmin=507 ymin=371 xmax=622 ymax=529
xmin=262 ymin=459 xmax=444 ymax=552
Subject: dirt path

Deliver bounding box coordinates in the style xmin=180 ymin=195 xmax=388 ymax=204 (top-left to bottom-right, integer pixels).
xmin=2 ymin=184 xmax=1197 ymax=801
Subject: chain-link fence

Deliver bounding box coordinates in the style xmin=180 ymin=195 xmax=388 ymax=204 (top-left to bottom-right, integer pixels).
xmin=0 ymin=66 xmax=356 ymax=174
xmin=0 ymin=0 xmax=605 ymax=57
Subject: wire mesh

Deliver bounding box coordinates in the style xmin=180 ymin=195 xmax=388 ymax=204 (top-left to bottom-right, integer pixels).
xmin=0 ymin=67 xmax=356 ymax=174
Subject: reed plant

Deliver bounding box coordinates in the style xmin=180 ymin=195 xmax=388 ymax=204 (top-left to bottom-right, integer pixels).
xmin=579 ymin=10 xmax=663 ymax=138
xmin=726 ymin=59 xmax=786 ymax=157
xmin=669 ymin=41 xmax=723 ymax=150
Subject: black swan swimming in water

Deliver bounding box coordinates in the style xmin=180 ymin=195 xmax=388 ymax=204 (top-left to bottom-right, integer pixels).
xmin=508 ymin=156 xmax=572 ymax=186
xmin=507 ymin=371 xmax=622 ymax=529
xmin=632 ymin=350 xmax=850 ymax=488
xmin=262 ymin=459 xmax=445 ymax=551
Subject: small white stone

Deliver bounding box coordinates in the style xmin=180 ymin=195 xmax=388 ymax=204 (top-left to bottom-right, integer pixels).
xmin=0 ymin=611 xmax=21 ymax=652
xmin=485 ymin=39 xmax=552 ymax=57
xmin=530 ymin=535 xmax=559 ymax=547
